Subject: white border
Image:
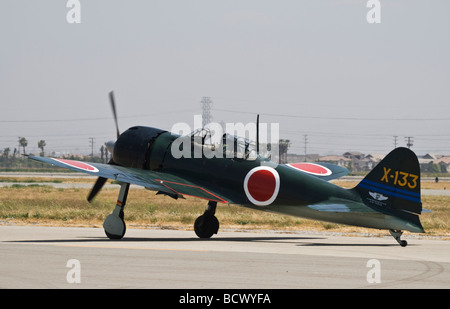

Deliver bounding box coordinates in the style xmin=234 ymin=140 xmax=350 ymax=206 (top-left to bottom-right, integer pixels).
xmin=243 ymin=166 xmax=280 ymax=206
xmin=52 ymin=158 xmax=99 ymax=173
xmin=286 ymin=163 xmax=332 ymax=176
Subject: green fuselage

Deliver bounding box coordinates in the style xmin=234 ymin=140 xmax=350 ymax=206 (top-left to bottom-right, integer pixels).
xmin=146 ymin=131 xmax=423 ymax=233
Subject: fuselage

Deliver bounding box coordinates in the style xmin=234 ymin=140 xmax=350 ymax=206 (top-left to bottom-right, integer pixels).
xmin=109 ymin=126 xmax=424 ymax=233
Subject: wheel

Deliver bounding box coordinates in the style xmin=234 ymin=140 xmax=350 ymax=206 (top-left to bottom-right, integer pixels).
xmin=105 ymin=228 xmax=126 ymax=240
xmin=389 ymin=229 xmax=407 ymax=247
xmin=103 ymin=213 xmax=126 ymax=240
xmin=194 ymin=214 xmax=219 ymax=238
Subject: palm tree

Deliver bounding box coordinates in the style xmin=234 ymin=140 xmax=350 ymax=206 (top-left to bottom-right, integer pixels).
xmin=100 ymin=145 xmax=105 ymax=163
xmin=3 ymin=148 xmax=10 ymax=159
xmin=279 ymin=139 xmax=291 ymax=164
xmin=38 ymin=140 xmax=46 ymax=156
xmin=19 ymin=137 xmax=28 ymax=156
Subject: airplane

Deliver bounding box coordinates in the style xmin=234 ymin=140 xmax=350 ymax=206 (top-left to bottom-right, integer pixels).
xmin=29 ymin=92 xmax=427 ymax=247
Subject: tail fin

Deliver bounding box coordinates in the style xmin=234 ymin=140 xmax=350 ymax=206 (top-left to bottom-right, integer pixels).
xmin=355 ymin=147 xmax=422 ymax=214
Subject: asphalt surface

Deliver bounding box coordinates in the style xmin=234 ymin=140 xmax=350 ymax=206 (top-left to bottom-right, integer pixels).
xmin=0 ymin=225 xmax=448 ymax=289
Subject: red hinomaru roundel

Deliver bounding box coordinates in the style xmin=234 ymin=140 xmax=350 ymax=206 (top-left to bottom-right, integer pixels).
xmin=286 ymin=163 xmax=332 ymax=176
xmin=243 ymin=166 xmax=280 ymax=206
xmin=52 ymin=158 xmax=99 ymax=173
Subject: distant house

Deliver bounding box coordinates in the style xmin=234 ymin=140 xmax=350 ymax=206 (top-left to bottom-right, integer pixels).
xmin=434 ymin=156 xmax=450 ymax=165
xmin=343 ymin=152 xmax=365 ymax=160
xmin=363 ymin=154 xmax=385 ymax=171
xmin=352 ymin=157 xmax=373 ymax=172
xmin=431 ymin=156 xmax=450 ymax=173
xmin=422 ymin=153 xmax=443 ymax=160
xmin=365 ymin=154 xmax=385 ymax=162
xmin=319 ymin=152 xmax=384 ymax=172
xmin=418 ymin=158 xmax=434 ymax=165
xmin=416 ymin=154 xmax=450 ymax=173
xmin=318 ymin=155 xmax=351 ymax=168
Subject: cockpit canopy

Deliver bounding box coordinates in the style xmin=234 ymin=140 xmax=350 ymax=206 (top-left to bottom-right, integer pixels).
xmin=190 ymin=128 xmax=258 ymax=161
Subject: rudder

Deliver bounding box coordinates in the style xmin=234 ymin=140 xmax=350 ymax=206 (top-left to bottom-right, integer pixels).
xmin=355 ymin=147 xmax=422 ymax=214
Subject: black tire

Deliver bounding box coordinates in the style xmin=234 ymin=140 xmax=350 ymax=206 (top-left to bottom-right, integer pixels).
xmin=105 ymin=219 xmax=126 ymax=240
xmin=194 ymin=214 xmax=219 ymax=238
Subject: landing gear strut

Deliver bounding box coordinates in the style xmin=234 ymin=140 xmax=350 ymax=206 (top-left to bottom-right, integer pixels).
xmin=103 ymin=182 xmax=130 ymax=240
xmin=389 ymin=229 xmax=407 ymax=247
xmin=194 ymin=201 xmax=219 ymax=239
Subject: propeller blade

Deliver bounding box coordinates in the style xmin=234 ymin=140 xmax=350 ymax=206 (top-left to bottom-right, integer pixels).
xmin=87 ymin=177 xmax=108 ymax=202
xmin=87 ymin=91 xmax=121 ymax=202
xmin=109 ymin=91 xmax=120 ymax=139
xmin=87 ymin=158 xmax=116 ymax=202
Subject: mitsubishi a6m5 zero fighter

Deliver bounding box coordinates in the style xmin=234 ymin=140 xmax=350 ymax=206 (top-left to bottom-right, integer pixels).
xmin=30 ymin=92 xmax=426 ymax=246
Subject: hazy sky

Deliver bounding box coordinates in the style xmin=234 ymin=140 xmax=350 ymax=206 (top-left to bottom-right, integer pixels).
xmin=1 ymin=0 xmax=449 ymax=156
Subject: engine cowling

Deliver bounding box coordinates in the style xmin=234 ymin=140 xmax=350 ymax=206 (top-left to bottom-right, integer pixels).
xmin=112 ymin=126 xmax=166 ymax=169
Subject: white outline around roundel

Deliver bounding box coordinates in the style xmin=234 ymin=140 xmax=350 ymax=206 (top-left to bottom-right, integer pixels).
xmin=243 ymin=166 xmax=280 ymax=206
xmin=52 ymin=158 xmax=99 ymax=173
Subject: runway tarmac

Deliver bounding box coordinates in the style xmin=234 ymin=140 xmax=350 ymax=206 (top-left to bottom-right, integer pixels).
xmin=0 ymin=225 xmax=448 ymax=289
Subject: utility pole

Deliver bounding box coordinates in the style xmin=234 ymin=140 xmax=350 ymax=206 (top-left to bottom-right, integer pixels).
xmin=405 ymin=136 xmax=414 ymax=149
xmin=304 ymin=134 xmax=308 ymax=161
xmin=18 ymin=137 xmax=21 ymax=159
xmin=89 ymin=137 xmax=95 ymax=159
xmin=393 ymin=136 xmax=398 ymax=148
xmin=200 ymin=97 xmax=213 ymax=128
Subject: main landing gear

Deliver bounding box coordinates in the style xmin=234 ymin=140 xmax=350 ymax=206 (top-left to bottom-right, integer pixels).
xmin=389 ymin=229 xmax=408 ymax=247
xmin=103 ymin=182 xmax=130 ymax=240
xmin=194 ymin=201 xmax=219 ymax=239
xmin=103 ymin=186 xmax=220 ymax=240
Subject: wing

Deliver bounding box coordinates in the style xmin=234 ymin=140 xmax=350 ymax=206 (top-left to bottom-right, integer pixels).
xmin=28 ymin=156 xmax=236 ymax=204
xmin=284 ymin=162 xmax=349 ymax=181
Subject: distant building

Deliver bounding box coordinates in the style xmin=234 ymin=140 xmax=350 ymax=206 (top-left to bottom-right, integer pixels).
xmin=319 ymin=153 xmax=384 ymax=173
xmin=422 ymin=155 xmax=450 ymax=173
xmin=318 ymin=155 xmax=351 ymax=168
xmin=343 ymin=152 xmax=365 ymax=160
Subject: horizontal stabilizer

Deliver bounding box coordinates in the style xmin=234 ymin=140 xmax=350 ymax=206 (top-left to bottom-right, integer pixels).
xmin=307 ymin=198 xmax=377 ymax=213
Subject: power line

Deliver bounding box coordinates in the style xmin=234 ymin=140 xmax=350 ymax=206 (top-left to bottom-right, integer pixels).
xmin=215 ymin=108 xmax=450 ymax=121
xmin=0 ymin=109 xmax=198 ymax=124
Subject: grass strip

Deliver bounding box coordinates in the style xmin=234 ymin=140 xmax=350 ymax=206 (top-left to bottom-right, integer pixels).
xmin=0 ymin=186 xmax=448 ymax=236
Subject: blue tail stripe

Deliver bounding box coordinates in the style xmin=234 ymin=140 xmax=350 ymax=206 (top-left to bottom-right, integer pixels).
xmin=360 ymin=179 xmax=420 ymax=198
xmin=357 ymin=183 xmax=421 ymax=203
